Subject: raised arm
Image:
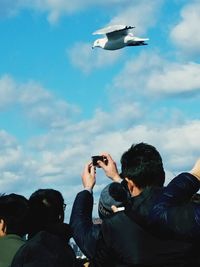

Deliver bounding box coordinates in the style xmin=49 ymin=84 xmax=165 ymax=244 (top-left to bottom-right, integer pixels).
xmin=149 ymin=159 xmax=200 ymax=240
xmin=70 ymin=162 xmax=101 ymax=259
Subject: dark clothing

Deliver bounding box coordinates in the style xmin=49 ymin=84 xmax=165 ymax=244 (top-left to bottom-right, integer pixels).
xmin=71 ymin=173 xmax=200 ymax=266
xmin=11 ymin=223 xmax=80 ymax=267
xmin=90 ymin=176 xmax=200 ymax=267
xmin=0 ymin=234 xmax=25 ymax=267
xmin=147 ymin=172 xmax=200 ymax=241
xmin=96 ymin=211 xmax=196 ymax=267
xmin=70 ymin=190 xmax=101 ymax=259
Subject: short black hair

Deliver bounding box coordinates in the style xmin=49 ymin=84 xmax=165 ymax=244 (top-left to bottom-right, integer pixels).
xmin=28 ymin=189 xmax=65 ymax=236
xmin=0 ymin=193 xmax=29 ymax=237
xmin=121 ymin=143 xmax=165 ymax=188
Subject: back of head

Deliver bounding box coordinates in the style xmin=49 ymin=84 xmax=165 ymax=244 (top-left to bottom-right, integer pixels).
xmin=98 ymin=182 xmax=128 ymax=219
xmin=121 ymin=143 xmax=165 ymax=189
xmin=29 ymin=189 xmax=65 ymax=237
xmin=0 ymin=193 xmax=29 ymax=237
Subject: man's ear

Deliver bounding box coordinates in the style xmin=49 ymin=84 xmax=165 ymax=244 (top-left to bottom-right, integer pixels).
xmin=125 ymin=178 xmax=141 ymax=196
xmin=0 ymin=219 xmax=6 ymax=236
xmin=125 ymin=178 xmax=134 ymax=195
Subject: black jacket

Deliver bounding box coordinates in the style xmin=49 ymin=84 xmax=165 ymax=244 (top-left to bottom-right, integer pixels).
xmin=90 ymin=183 xmax=199 ymax=267
xmin=70 ymin=190 xmax=101 ymax=259
xmin=11 ymin=224 xmax=80 ymax=267
xmin=96 ymin=211 xmax=196 ymax=267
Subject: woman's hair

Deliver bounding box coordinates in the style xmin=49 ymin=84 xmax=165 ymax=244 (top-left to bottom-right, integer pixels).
xmin=28 ymin=189 xmax=65 ymax=236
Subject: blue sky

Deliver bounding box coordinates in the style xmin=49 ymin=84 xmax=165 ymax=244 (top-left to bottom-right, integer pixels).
xmin=0 ymin=0 xmax=200 ymax=218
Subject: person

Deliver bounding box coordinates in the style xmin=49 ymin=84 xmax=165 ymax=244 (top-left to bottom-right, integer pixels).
xmin=99 ymin=148 xmax=200 ymax=241
xmin=143 ymin=159 xmax=200 ymax=241
xmin=11 ymin=189 xmax=81 ymax=267
xmin=70 ymin=161 xmax=128 ymax=260
xmin=0 ymin=193 xmax=29 ymax=267
xmin=89 ymin=143 xmax=200 ymax=266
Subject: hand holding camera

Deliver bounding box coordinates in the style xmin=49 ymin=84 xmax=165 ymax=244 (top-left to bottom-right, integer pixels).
xmin=91 ymin=153 xmax=121 ymax=182
xmin=91 ymin=155 xmax=108 ymax=167
xmin=81 ymin=162 xmax=96 ymax=190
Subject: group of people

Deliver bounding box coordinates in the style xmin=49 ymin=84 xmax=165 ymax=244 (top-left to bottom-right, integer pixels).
xmin=0 ymin=142 xmax=200 ymax=267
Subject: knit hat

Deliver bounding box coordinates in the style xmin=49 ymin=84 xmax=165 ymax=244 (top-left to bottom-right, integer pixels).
xmin=98 ymin=182 xmax=128 ymax=219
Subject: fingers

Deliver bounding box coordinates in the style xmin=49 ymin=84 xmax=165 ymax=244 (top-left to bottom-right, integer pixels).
xmin=111 ymin=205 xmax=119 ymax=213
xmin=100 ymin=152 xmax=113 ymax=162
xmin=98 ymin=152 xmax=115 ymax=167
xmin=90 ymin=164 xmax=96 ymax=177
xmin=82 ymin=161 xmax=96 ymax=189
xmin=97 ymin=160 xmax=106 ymax=168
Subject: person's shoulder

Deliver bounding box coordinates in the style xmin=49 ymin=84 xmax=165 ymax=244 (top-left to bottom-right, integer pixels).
xmin=103 ymin=211 xmax=129 ymax=226
xmin=12 ymin=231 xmax=76 ymax=266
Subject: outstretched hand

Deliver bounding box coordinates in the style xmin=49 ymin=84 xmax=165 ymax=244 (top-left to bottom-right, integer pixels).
xmin=97 ymin=153 xmax=121 ymax=182
xmin=82 ymin=162 xmax=96 ymax=190
xmin=191 ymin=158 xmax=200 ymax=181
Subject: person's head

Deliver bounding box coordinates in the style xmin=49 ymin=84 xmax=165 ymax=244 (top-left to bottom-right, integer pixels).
xmin=28 ymin=189 xmax=66 ymax=236
xmin=0 ymin=193 xmax=29 ymax=237
xmin=98 ymin=182 xmax=128 ymax=219
xmin=121 ymin=143 xmax=165 ymax=195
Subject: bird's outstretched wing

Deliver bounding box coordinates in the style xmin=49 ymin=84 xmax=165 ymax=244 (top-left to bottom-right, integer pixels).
xmin=93 ymin=25 xmax=135 ymax=40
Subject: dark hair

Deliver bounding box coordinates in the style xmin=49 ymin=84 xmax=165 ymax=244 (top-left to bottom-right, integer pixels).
xmin=121 ymin=143 xmax=165 ymax=188
xmin=0 ymin=193 xmax=29 ymax=237
xmin=28 ymin=189 xmax=65 ymax=237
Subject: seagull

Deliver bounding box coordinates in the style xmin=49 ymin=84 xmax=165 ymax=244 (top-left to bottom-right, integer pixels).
xmin=92 ymin=24 xmax=149 ymax=50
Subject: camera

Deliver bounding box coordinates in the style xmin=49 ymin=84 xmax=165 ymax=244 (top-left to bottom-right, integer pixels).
xmin=92 ymin=155 xmax=108 ymax=167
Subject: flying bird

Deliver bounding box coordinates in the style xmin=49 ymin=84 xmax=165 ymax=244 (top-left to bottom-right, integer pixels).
xmin=92 ymin=24 xmax=149 ymax=50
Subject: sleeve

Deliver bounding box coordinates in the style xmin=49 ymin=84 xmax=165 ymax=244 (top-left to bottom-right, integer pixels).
xmin=69 ymin=190 xmax=101 ymax=259
xmin=159 ymin=172 xmax=200 ymax=205
xmin=150 ymin=172 xmax=200 ymax=240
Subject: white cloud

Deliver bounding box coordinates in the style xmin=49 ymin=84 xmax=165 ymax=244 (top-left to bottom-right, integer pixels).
xmin=0 ymin=0 xmax=162 ymax=27
xmin=0 ymin=74 xmax=80 ymax=129
xmin=0 ymin=0 xmax=133 ymax=24
xmin=68 ymin=42 xmax=122 ymax=73
xmin=28 ymin=101 xmax=143 ymax=156
xmin=109 ymin=0 xmax=162 ymax=35
xmin=27 ymin=99 xmax=79 ymax=129
xmin=0 ymin=75 xmax=17 ymax=109
xmin=30 ymin=118 xmax=200 ymax=187
xmin=113 ymin=52 xmax=200 ymax=96
xmin=0 ymin=75 xmax=52 ymax=108
xmin=19 ymin=81 xmax=52 ymax=105
xmin=170 ymin=1 xmax=200 ymax=56
xmin=27 ymin=105 xmax=200 ymax=179
xmin=0 ymin=104 xmax=200 ymax=213
xmin=148 ymin=61 xmax=200 ymax=94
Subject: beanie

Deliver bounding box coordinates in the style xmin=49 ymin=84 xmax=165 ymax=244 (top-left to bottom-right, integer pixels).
xmin=98 ymin=182 xmax=128 ymax=219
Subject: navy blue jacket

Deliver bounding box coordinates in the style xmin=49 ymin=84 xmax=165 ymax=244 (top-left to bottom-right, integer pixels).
xmin=70 ymin=190 xmax=101 ymax=259
xmin=147 ymin=172 xmax=200 ymax=241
